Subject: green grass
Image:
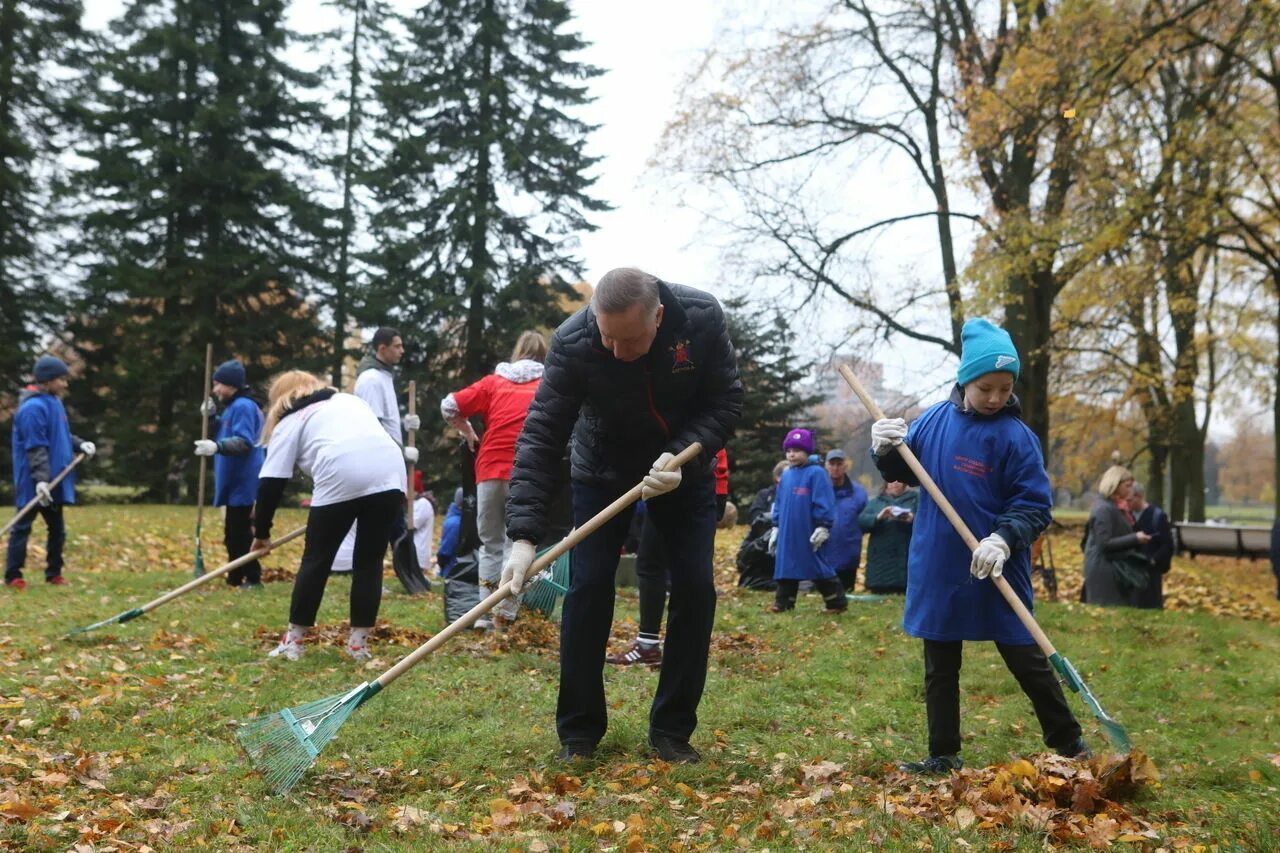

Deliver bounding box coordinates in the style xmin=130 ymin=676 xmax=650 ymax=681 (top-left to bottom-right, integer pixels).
xmin=0 ymin=505 xmax=1277 ymax=850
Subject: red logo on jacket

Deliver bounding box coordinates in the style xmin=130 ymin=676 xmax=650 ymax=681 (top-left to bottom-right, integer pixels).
xmin=671 ymin=340 xmax=695 ymax=373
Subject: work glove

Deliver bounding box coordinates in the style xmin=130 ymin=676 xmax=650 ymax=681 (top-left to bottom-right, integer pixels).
xmin=403 ymin=446 xmax=419 ymax=463
xmin=640 ymin=452 xmax=681 ymax=500
xmin=402 ymin=413 xmax=421 ymax=431
xmin=460 ymin=423 xmax=480 ymax=451
xmin=970 ymin=533 xmax=1010 ymax=580
xmin=870 ymin=418 xmax=907 ymax=456
xmin=199 ymin=397 xmax=217 ymax=417
xmin=35 ymin=481 xmax=53 ymax=507
xmin=810 ymin=526 xmax=830 ymax=550
xmin=193 ymin=439 xmax=218 ymax=457
xmin=500 ymin=540 xmax=537 ymax=595
xmin=79 ymin=441 xmax=96 ymax=459
xmin=767 ymin=527 xmax=778 ymax=555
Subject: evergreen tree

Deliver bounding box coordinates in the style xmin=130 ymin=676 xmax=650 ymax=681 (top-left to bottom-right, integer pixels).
xmin=367 ymin=0 xmax=607 ymax=391
xmin=722 ymin=296 xmax=819 ymax=507
xmin=0 ymin=0 xmax=82 ymax=385
xmin=65 ymin=0 xmax=329 ymax=498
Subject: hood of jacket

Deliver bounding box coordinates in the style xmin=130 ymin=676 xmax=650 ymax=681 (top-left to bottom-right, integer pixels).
xmin=494 ymin=360 xmax=544 ymax=384
xmin=357 ymin=353 xmax=394 ymax=377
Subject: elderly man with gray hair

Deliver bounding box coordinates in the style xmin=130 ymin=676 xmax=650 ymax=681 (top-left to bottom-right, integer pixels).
xmin=501 ymin=267 xmax=743 ymax=763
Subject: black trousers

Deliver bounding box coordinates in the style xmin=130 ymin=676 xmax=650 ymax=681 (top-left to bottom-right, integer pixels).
xmin=5 ymin=503 xmax=64 ymax=581
xmin=923 ymin=639 xmax=1082 ymax=757
xmin=557 ymin=475 xmax=717 ymax=746
xmin=224 ymin=504 xmax=260 ymax=586
xmin=835 ymin=564 xmax=857 ymax=593
xmin=635 ymin=514 xmax=669 ymax=636
xmin=288 ymin=489 xmax=401 ymax=628
xmin=774 ymin=577 xmax=846 ymax=610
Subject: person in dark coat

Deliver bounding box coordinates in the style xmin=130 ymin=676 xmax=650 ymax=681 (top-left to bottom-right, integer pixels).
xmin=1269 ymin=518 xmax=1279 ymax=600
xmin=500 ymin=268 xmax=743 ymax=764
xmin=870 ymin=318 xmax=1087 ymax=775
xmin=1082 ymin=465 xmax=1152 ymax=608
xmin=819 ymin=449 xmax=868 ymax=592
xmin=194 ymin=359 xmax=266 ymax=588
xmin=6 ymin=356 xmax=96 ymax=589
xmin=735 ymin=461 xmax=786 ymax=590
xmin=1126 ymin=483 xmax=1172 ymax=609
xmin=858 ymin=480 xmax=918 ymax=593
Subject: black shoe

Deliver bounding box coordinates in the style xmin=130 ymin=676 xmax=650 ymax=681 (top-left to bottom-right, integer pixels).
xmin=898 ymin=754 xmax=963 ymax=775
xmin=647 ymin=733 xmax=701 ymax=764
xmin=1057 ymin=737 xmax=1092 ymax=759
xmin=556 ymin=741 xmax=595 ymax=761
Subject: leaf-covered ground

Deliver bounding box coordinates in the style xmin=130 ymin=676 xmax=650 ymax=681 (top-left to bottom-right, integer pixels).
xmin=1 ymin=505 xmax=1277 ymax=851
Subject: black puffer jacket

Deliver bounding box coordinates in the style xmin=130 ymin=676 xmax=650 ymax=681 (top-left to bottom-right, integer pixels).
xmin=507 ymin=281 xmax=743 ymax=543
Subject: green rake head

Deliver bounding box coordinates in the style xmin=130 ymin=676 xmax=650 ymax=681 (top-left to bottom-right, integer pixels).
xmin=521 ymin=550 xmax=571 ymax=619
xmin=1050 ymin=652 xmax=1132 ymax=753
xmin=237 ymin=681 xmax=382 ymax=795
xmin=65 ymin=607 xmax=145 ymax=638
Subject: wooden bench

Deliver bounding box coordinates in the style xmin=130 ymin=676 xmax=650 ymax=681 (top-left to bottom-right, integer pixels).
xmin=1173 ymin=522 xmax=1273 ymax=560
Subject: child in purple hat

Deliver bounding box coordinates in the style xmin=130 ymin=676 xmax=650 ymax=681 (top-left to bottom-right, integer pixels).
xmin=767 ymin=428 xmax=846 ymax=613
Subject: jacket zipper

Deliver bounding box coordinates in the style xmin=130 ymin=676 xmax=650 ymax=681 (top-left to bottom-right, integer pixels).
xmin=643 ymin=367 xmax=671 ymax=438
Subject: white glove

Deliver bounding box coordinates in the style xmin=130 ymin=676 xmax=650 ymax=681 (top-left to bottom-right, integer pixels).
xmin=500 ymin=540 xmax=537 ymax=595
xmin=870 ymin=418 xmax=907 ymax=456
xmin=403 ymin=413 xmax=421 ymax=431
xmin=767 ymin=527 xmax=778 ymax=555
xmin=35 ymin=481 xmax=53 ymax=506
xmin=810 ymin=526 xmax=830 ymax=550
xmin=640 ymin=452 xmax=681 ymax=500
xmin=403 ymin=446 xmax=419 ymax=463
xmin=970 ymin=533 xmax=1010 ymax=579
xmin=199 ymin=397 xmax=217 ymax=417
xmin=193 ymin=439 xmax=218 ymax=457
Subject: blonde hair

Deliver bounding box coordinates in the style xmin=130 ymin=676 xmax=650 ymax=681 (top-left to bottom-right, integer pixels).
xmin=1097 ymin=465 xmax=1134 ymax=499
xmin=510 ymin=330 xmax=548 ymax=363
xmin=772 ymin=460 xmax=788 ymax=481
xmin=260 ymin=370 xmax=333 ymax=443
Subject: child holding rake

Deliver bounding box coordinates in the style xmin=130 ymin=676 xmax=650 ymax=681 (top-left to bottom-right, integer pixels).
xmin=251 ymin=371 xmax=405 ymax=661
xmin=870 ymin=319 xmax=1089 ymax=774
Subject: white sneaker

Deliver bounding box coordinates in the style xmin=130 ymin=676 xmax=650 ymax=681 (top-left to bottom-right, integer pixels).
xmin=344 ymin=643 xmax=372 ymax=661
xmin=268 ymin=636 xmax=303 ymax=661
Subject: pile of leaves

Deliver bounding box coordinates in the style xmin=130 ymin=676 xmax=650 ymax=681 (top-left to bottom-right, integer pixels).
xmin=873 ymin=751 xmax=1167 ymax=846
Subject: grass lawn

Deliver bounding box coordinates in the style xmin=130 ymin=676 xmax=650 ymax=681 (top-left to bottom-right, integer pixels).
xmin=1 ymin=504 xmax=1278 ymax=851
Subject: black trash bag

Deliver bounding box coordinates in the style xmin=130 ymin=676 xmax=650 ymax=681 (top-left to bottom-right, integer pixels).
xmin=392 ymin=529 xmax=431 ymax=594
xmin=736 ymin=523 xmax=777 ymax=591
xmin=443 ymin=551 xmax=482 ymax=624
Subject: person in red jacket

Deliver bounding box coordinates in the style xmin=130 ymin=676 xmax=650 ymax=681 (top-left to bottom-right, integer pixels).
xmin=440 ymin=331 xmax=547 ymax=627
xmin=609 ymin=448 xmax=730 ymax=666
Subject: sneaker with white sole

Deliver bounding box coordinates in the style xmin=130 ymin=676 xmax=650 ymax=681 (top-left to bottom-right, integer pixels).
xmin=267 ymin=636 xmax=303 ymax=661
xmin=345 ymin=644 xmax=372 ymax=661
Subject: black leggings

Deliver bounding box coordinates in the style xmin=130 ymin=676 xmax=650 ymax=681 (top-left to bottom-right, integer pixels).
xmin=288 ymin=490 xmax=401 ymax=628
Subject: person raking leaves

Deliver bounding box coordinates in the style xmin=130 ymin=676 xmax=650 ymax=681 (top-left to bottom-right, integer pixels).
xmin=869 ymin=318 xmax=1090 ymax=774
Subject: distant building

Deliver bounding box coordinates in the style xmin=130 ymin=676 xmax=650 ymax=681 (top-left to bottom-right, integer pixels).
xmin=810 ymin=355 xmax=921 ymax=487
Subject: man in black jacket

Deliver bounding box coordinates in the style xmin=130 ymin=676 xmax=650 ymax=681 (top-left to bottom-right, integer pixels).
xmin=501 ymin=267 xmax=743 ymax=763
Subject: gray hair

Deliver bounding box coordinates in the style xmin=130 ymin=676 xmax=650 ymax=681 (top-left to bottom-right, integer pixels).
xmin=593 ymin=268 xmax=660 ymax=315
xmin=1131 ymin=482 xmax=1146 ymax=498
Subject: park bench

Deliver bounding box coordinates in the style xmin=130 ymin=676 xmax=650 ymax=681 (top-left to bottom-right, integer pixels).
xmin=1173 ymin=522 xmax=1273 ymax=560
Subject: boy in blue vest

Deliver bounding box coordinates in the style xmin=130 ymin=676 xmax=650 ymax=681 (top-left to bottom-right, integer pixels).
xmin=194 ymin=360 xmax=266 ymax=588
xmin=768 ymin=428 xmax=845 ymax=613
xmin=870 ymin=319 xmax=1088 ymax=773
xmin=6 ymin=356 xmax=95 ymax=589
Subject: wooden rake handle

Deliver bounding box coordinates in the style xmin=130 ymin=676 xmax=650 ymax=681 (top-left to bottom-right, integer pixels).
xmin=375 ymin=441 xmax=706 ymax=689
xmin=837 ymin=364 xmax=1058 ymax=657
xmin=196 ymin=343 xmax=214 ymax=532
xmin=140 ymin=526 xmax=306 ymax=614
xmin=405 ymin=379 xmax=417 ymax=531
xmin=0 ymin=454 xmax=88 ymax=538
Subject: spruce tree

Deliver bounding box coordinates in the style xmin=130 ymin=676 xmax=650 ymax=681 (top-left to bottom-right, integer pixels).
xmin=66 ymin=0 xmax=329 ymax=498
xmin=0 ymin=0 xmax=82 ymax=384
xmin=367 ymin=0 xmax=607 ymax=392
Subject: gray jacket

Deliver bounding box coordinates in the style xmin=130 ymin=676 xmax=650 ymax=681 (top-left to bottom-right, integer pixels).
xmin=1082 ymin=497 xmax=1142 ymax=607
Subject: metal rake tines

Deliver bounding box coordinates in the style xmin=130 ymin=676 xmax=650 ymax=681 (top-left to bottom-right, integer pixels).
xmin=236 ymin=683 xmax=374 ymax=795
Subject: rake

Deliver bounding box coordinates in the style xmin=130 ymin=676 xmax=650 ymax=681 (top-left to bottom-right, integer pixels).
xmin=65 ymin=526 xmax=305 ymax=637
xmin=520 ymin=548 xmax=571 ymax=619
xmin=837 ymin=364 xmax=1131 ymax=753
xmin=236 ymin=442 xmax=703 ymax=795
xmin=0 ymin=454 xmax=86 ymax=539
xmin=193 ymin=343 xmax=214 ymax=577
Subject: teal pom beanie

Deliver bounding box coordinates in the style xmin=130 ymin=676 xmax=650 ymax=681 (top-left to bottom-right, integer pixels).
xmin=957 ymin=318 xmax=1020 ymax=386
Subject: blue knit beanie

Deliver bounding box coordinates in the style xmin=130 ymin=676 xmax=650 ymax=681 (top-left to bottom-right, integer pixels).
xmin=782 ymin=428 xmax=815 ymax=454
xmin=212 ymin=359 xmax=247 ymax=389
xmin=957 ymin=319 xmax=1020 ymax=386
xmin=33 ymin=356 xmax=69 ymax=384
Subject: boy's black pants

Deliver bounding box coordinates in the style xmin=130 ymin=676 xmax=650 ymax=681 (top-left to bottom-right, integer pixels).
xmin=922 ymin=639 xmax=1082 ymax=757
xmin=5 ymin=503 xmax=64 ymax=581
xmin=224 ymin=504 xmax=260 ymax=586
xmin=773 ymin=577 xmax=846 ymax=611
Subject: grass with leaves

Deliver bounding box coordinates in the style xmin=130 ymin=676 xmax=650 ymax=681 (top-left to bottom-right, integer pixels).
xmin=1 ymin=504 xmax=1278 ymax=851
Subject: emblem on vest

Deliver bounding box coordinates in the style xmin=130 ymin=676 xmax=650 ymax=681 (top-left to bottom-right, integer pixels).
xmin=671 ymin=340 xmax=695 ymax=373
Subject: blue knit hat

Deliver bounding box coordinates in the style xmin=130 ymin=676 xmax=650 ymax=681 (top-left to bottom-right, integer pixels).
xmin=212 ymin=359 xmax=247 ymax=389
xmin=957 ymin=319 xmax=1020 ymax=386
xmin=33 ymin=356 xmax=69 ymax=383
xmin=782 ymin=427 xmax=815 ymax=454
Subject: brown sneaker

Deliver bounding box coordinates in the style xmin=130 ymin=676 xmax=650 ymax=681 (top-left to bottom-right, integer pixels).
xmin=606 ymin=640 xmax=662 ymax=667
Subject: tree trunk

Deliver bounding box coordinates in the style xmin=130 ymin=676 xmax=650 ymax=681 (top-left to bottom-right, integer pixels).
xmin=332 ymin=0 xmax=363 ymax=387
xmin=463 ymin=0 xmax=495 ymax=382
